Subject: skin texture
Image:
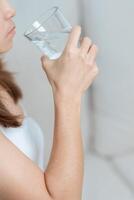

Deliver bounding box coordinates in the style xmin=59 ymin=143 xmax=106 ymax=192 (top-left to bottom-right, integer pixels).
xmin=0 ymin=0 xmax=99 ymax=199
xmin=0 ymin=0 xmax=16 ymax=52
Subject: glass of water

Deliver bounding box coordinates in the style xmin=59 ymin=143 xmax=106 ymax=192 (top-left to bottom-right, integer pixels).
xmin=24 ymin=6 xmax=72 ymax=59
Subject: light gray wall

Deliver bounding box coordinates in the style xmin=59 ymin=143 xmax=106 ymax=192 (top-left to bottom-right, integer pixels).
xmin=82 ymin=0 xmax=134 ymax=155
xmin=5 ymin=0 xmax=91 ymax=164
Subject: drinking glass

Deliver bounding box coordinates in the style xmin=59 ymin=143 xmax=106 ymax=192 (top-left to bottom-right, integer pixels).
xmin=24 ymin=6 xmax=72 ymax=59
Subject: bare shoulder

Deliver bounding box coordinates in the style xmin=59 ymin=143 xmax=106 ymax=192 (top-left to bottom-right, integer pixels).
xmin=0 ymin=132 xmax=52 ymax=200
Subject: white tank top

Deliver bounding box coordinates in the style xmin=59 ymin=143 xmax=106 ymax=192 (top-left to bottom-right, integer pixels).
xmin=0 ymin=103 xmax=46 ymax=171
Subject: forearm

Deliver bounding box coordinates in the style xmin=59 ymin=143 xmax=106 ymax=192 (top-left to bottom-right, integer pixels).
xmin=44 ymin=93 xmax=84 ymax=200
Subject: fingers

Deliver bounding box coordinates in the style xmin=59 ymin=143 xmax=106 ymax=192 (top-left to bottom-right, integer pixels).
xmin=80 ymin=37 xmax=92 ymax=54
xmin=65 ymin=25 xmax=81 ymax=50
xmin=87 ymin=44 xmax=98 ymax=64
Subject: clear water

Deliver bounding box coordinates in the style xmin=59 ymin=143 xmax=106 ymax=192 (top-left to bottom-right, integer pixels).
xmin=29 ymin=31 xmax=70 ymax=59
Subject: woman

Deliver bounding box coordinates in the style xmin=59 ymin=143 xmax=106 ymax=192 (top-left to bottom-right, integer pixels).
xmin=0 ymin=0 xmax=99 ymax=199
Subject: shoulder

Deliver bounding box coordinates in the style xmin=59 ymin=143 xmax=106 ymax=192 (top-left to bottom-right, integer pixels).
xmin=0 ymin=131 xmax=51 ymax=200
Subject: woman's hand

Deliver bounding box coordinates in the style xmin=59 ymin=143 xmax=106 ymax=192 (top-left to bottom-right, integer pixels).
xmin=41 ymin=25 xmax=99 ymax=99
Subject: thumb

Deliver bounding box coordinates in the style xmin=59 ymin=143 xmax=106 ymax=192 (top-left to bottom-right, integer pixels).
xmin=41 ymin=55 xmax=50 ymax=65
xmin=41 ymin=55 xmax=52 ymax=73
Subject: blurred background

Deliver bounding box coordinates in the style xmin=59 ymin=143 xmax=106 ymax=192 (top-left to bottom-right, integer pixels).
xmin=5 ymin=0 xmax=134 ymax=199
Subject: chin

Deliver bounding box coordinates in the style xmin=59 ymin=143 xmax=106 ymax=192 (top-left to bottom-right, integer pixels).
xmin=0 ymin=42 xmax=13 ymax=53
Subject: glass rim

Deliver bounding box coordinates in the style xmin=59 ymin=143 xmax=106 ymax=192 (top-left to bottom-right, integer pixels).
xmin=24 ymin=6 xmax=59 ymax=37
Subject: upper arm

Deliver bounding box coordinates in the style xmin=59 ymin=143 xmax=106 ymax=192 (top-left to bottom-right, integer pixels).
xmin=0 ymin=132 xmax=52 ymax=200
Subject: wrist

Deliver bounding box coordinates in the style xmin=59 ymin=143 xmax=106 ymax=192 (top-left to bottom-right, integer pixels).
xmin=53 ymin=91 xmax=82 ymax=112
